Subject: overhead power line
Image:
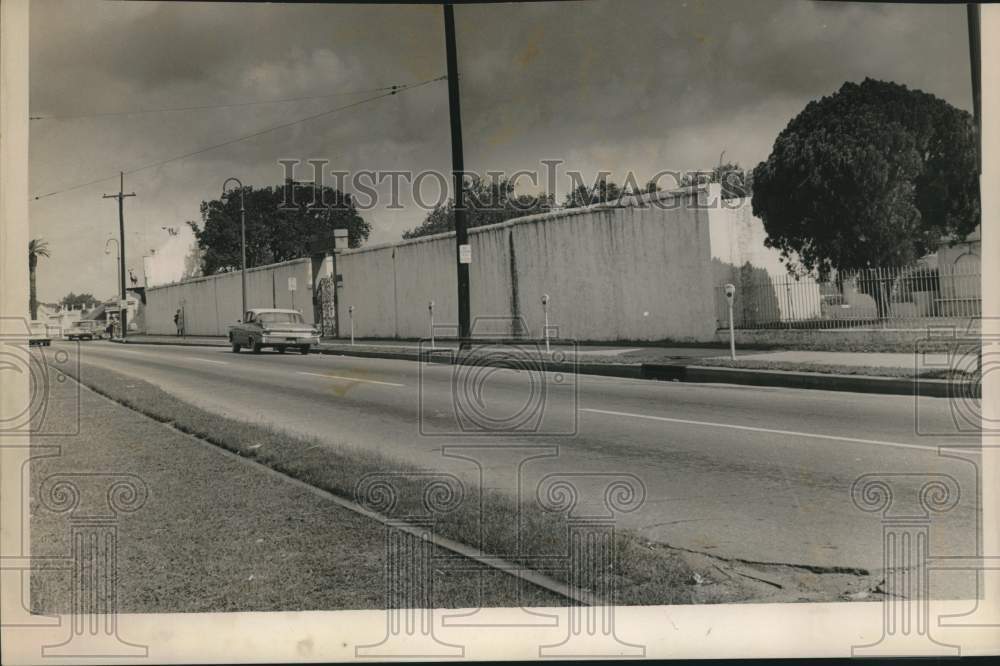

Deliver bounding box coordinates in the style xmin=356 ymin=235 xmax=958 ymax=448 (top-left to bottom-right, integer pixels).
xmin=30 ymin=75 xmax=446 ymax=202
xmin=28 ymin=83 xmax=407 ymax=121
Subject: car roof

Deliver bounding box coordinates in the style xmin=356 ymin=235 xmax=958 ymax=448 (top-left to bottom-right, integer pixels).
xmin=249 ymin=308 xmax=301 ymax=314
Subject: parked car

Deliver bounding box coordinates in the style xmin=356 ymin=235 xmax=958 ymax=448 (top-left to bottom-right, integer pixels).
xmin=29 ymin=320 xmax=51 ymax=347
xmin=65 ymin=319 xmax=103 ymax=341
xmin=228 ymin=308 xmax=320 ymax=354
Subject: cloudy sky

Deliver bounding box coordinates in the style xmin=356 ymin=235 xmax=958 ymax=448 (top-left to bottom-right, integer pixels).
xmin=29 ymin=0 xmax=972 ymax=303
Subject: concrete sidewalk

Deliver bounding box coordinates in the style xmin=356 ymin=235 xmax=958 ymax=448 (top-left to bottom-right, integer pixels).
xmin=110 ymin=333 xmax=967 ymax=397
xmin=119 ymin=335 xmax=956 ymax=368
xmin=119 ymin=334 xmax=725 ymax=360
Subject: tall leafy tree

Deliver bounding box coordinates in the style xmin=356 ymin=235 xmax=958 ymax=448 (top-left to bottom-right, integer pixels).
xmin=751 ymin=78 xmax=979 ymax=315
xmin=560 ymin=174 xmax=666 ymax=209
xmin=403 ymin=176 xmax=553 ymax=239
xmin=28 ymin=238 xmax=50 ymax=320
xmin=562 ymin=176 xmax=623 ymax=209
xmin=190 ymin=181 xmax=370 ymax=275
xmin=683 ymin=162 xmax=753 ymax=199
xmin=60 ymin=292 xmax=97 ymax=310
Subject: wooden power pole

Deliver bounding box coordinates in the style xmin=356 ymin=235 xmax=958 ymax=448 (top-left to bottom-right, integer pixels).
xmin=443 ymin=2 xmax=471 ymax=348
xmin=103 ymin=172 xmax=135 ymax=338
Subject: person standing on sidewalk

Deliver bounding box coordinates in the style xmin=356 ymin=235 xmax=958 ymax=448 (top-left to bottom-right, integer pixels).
xmin=174 ymin=308 xmax=185 ymax=337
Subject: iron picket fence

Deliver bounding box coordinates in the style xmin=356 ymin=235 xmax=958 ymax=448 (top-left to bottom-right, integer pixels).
xmin=716 ymin=263 xmax=981 ymax=329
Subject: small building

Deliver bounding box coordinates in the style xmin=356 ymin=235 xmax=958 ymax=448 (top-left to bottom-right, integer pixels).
xmin=91 ymin=294 xmax=142 ymax=330
xmin=933 ymin=225 xmax=981 ymax=316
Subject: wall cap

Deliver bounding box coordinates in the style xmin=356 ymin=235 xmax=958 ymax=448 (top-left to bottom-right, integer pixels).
xmin=338 ymin=184 xmax=710 ymax=257
xmin=146 ymin=256 xmax=311 ymax=292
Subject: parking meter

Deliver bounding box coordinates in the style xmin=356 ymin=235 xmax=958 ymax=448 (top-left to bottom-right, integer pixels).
xmin=541 ymin=294 xmax=551 ymax=352
xmin=428 ymin=301 xmax=436 ymax=348
xmin=724 ymin=284 xmax=736 ymax=359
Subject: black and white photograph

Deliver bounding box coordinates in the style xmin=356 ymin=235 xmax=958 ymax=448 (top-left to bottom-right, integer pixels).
xmin=1 ymin=0 xmax=997 ymax=661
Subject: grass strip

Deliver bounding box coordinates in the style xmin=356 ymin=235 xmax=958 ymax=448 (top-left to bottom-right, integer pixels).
xmin=60 ymin=360 xmax=697 ymax=605
xmin=690 ymin=357 xmax=980 ymax=380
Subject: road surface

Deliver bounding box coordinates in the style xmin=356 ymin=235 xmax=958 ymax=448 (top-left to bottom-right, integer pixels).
xmin=54 ymin=340 xmax=981 ymax=591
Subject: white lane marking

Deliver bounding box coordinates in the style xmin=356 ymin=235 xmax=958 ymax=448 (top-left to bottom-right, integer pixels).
xmin=296 ymin=371 xmax=405 ymax=387
xmin=581 ymin=408 xmax=961 ymax=454
xmin=183 ymin=356 xmax=228 ymax=365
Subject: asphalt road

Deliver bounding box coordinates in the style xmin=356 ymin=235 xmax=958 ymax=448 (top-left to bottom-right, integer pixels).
xmin=56 ymin=340 xmax=981 ymax=590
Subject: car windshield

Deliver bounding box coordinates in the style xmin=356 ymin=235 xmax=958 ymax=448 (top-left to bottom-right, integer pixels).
xmin=257 ymin=312 xmax=304 ymax=324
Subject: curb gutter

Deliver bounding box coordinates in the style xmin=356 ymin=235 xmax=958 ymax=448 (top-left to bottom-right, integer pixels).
xmin=118 ymin=338 xmax=966 ymax=398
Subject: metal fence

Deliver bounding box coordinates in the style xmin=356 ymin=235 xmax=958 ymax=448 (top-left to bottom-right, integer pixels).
xmin=716 ymin=263 xmax=982 ymax=329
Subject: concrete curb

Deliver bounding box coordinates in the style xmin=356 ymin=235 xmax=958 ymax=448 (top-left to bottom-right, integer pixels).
xmin=117 ymin=337 xmax=968 ymax=398
xmin=641 ymin=364 xmax=969 ymax=399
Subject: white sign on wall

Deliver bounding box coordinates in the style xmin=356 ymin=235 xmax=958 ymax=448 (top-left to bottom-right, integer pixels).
xmin=288 ymin=277 xmax=297 ymax=291
xmin=334 ymin=228 xmax=349 ymax=249
xmin=459 ymin=244 xmax=472 ymax=264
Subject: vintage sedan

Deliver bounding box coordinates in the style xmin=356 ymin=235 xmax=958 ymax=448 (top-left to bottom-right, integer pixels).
xmin=228 ymin=308 xmax=320 ymax=354
xmin=64 ymin=319 xmax=104 ymax=341
xmin=29 ymin=320 xmax=52 ymax=347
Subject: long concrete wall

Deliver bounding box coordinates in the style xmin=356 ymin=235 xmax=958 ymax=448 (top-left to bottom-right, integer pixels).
xmin=145 ymin=258 xmax=316 ymax=336
xmin=336 ymin=187 xmax=723 ymax=342
xmin=706 ymin=184 xmax=821 ymax=325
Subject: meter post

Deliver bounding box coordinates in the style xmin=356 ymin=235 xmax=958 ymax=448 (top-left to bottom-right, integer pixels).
xmin=428 ymin=300 xmax=435 ymax=349
xmin=541 ymin=294 xmax=550 ymax=353
xmin=724 ymin=283 xmax=736 ymax=360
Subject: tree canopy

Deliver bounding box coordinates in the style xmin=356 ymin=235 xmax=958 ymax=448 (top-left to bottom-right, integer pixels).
xmin=561 ymin=175 xmax=664 ymax=209
xmin=61 ymin=292 xmax=98 ymax=309
xmin=751 ymin=78 xmax=979 ymax=278
xmin=682 ymin=162 xmax=753 ymax=199
xmin=402 ymin=176 xmax=553 ymax=239
xmin=189 ymin=181 xmax=370 ymax=275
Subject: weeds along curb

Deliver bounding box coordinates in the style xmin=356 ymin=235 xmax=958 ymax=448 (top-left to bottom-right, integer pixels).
xmin=55 ymin=360 xmax=696 ymax=606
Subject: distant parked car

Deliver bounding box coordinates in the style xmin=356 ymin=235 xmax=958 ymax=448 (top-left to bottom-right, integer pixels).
xmin=65 ymin=319 xmax=103 ymax=341
xmin=228 ymin=308 xmax=319 ymax=355
xmin=29 ymin=320 xmax=51 ymax=347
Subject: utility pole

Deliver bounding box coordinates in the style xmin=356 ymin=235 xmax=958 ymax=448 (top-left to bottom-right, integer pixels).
xmin=102 ymin=172 xmax=135 ymax=339
xmin=968 ymin=3 xmax=981 ymax=176
xmin=443 ymin=2 xmax=471 ymax=349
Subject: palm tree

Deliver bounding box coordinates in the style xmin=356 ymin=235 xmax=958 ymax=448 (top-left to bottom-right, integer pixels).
xmin=28 ymin=238 xmax=50 ymax=320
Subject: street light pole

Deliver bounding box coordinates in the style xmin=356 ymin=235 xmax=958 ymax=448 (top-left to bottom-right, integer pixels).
xmin=223 ymin=178 xmax=247 ymax=317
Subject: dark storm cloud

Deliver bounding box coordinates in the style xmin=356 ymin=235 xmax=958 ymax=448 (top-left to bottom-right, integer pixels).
xmin=29 ymin=0 xmax=971 ymax=303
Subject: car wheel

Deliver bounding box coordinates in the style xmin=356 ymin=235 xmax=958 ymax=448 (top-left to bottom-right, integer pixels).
xmin=231 ymin=342 xmax=241 ymax=353
xmin=276 ymin=346 xmax=286 ymax=354
xmin=250 ymin=337 xmax=262 ymax=354
xmin=299 ymin=345 xmax=310 ymax=355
